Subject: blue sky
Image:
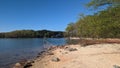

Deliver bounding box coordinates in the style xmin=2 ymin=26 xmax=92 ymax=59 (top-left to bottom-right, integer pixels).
xmin=0 ymin=0 xmax=98 ymax=32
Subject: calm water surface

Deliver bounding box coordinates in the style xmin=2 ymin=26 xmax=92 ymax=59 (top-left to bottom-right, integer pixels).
xmin=0 ymin=38 xmax=66 ymax=68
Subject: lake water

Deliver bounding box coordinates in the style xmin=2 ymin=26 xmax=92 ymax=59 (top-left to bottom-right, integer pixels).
xmin=0 ymin=38 xmax=67 ymax=68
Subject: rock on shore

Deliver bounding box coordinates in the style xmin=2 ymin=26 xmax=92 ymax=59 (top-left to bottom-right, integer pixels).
xmin=30 ymin=43 xmax=120 ymax=68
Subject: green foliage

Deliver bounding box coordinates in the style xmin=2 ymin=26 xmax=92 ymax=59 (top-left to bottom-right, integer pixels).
xmin=66 ymin=0 xmax=120 ymax=38
xmin=86 ymin=0 xmax=120 ymax=9
xmin=65 ymin=23 xmax=78 ymax=37
xmin=0 ymin=30 xmax=64 ymax=38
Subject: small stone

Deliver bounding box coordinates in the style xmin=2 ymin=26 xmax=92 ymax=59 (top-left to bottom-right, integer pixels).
xmin=113 ymin=65 xmax=120 ymax=68
xmin=30 ymin=60 xmax=35 ymax=63
xmin=65 ymin=48 xmax=77 ymax=52
xmin=24 ymin=63 xmax=32 ymax=68
xmin=23 ymin=60 xmax=35 ymax=68
xmin=51 ymin=57 xmax=60 ymax=62
xmin=48 ymin=52 xmax=54 ymax=55
xmin=27 ymin=60 xmax=34 ymax=64
xmin=13 ymin=63 xmax=22 ymax=68
xmin=16 ymin=63 xmax=21 ymax=66
xmin=62 ymin=52 xmax=68 ymax=55
xmin=64 ymin=52 xmax=68 ymax=54
xmin=26 ymin=61 xmax=31 ymax=64
xmin=36 ymin=55 xmax=40 ymax=58
xmin=19 ymin=59 xmax=27 ymax=66
xmin=65 ymin=47 xmax=69 ymax=49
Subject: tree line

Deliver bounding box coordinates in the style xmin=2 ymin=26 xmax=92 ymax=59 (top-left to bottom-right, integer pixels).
xmin=0 ymin=30 xmax=64 ymax=38
xmin=66 ymin=0 xmax=120 ymax=38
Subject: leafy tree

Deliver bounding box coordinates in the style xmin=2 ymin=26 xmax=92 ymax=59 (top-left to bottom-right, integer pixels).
xmin=66 ymin=0 xmax=120 ymax=38
xmin=66 ymin=23 xmax=77 ymax=37
xmin=86 ymin=0 xmax=120 ymax=9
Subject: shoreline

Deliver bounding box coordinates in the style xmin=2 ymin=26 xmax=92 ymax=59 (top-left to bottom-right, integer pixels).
xmin=30 ymin=43 xmax=120 ymax=68
xmin=13 ymin=39 xmax=120 ymax=68
xmin=13 ymin=45 xmax=65 ymax=68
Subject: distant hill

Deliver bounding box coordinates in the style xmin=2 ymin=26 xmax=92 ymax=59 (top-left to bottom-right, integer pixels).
xmin=0 ymin=30 xmax=65 ymax=38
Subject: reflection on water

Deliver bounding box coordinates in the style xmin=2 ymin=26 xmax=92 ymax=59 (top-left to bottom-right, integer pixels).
xmin=0 ymin=38 xmax=66 ymax=68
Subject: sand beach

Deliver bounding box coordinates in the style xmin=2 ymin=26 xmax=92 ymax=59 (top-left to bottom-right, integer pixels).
xmin=30 ymin=43 xmax=120 ymax=68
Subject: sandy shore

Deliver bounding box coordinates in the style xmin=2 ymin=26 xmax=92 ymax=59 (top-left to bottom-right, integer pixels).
xmin=30 ymin=43 xmax=120 ymax=68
